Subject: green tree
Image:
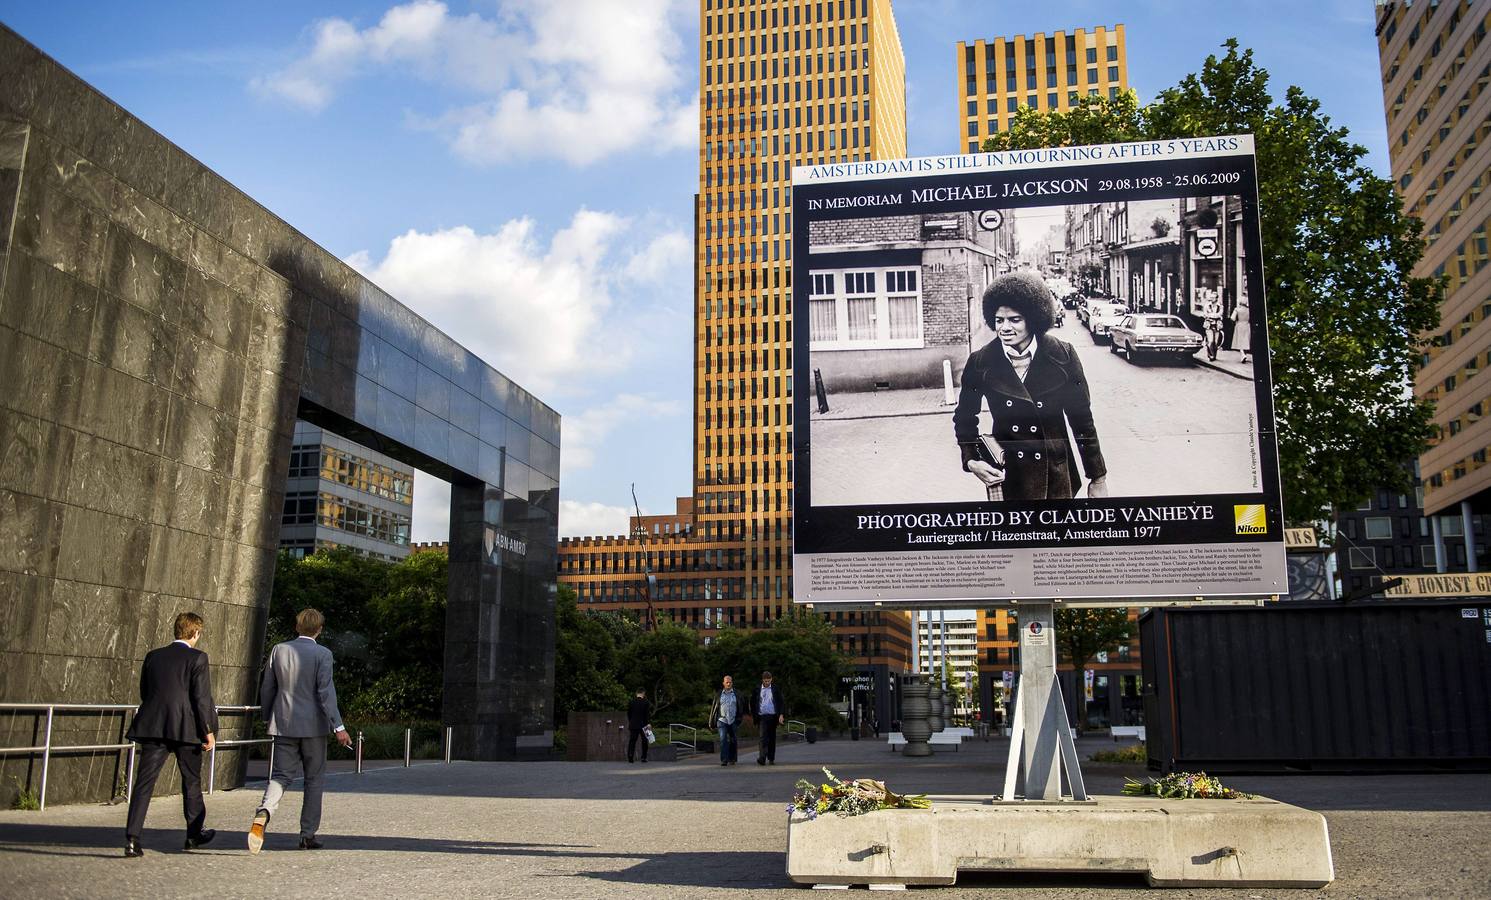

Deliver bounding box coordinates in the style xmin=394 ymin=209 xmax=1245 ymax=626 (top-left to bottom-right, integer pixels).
xmin=985 ymin=41 xmax=1440 ymax=520
xmin=616 ymin=617 xmax=707 ymax=720
xmin=704 ymin=611 xmax=848 ymax=727
xmin=553 ymin=586 xmax=630 ymax=727
xmin=370 ymin=549 xmax=447 ymax=672
xmin=1054 ymin=608 xmax=1133 ymax=675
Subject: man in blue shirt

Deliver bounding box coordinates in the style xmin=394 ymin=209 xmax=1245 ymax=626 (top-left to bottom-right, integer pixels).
xmin=708 ymin=675 xmax=742 ymax=766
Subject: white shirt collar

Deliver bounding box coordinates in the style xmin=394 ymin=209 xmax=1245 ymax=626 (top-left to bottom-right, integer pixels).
xmin=296 ymin=635 xmax=318 ymax=642
xmin=1003 ymin=334 xmax=1038 ymax=361
xmin=173 ymin=639 xmax=192 ymax=647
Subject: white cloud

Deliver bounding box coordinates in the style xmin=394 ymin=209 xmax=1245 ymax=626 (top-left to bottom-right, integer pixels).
xmin=563 ymin=394 xmax=683 ymax=472
xmin=254 ymin=0 xmax=696 ymax=165
xmin=345 ymin=211 xmax=687 ymax=394
xmin=411 ymin=470 xmax=452 ymax=544
xmin=623 ymin=232 xmax=691 ymax=283
xmin=558 ymin=499 xmax=633 ymax=539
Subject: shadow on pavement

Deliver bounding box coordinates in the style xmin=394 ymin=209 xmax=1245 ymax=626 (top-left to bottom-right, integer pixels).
xmin=577 ymin=850 xmax=786 ymax=889
xmin=0 ymin=823 xmax=595 ymax=857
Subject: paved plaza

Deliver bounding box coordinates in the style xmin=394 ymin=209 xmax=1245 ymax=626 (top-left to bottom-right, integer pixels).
xmin=1 ymin=735 xmax=1488 ymax=899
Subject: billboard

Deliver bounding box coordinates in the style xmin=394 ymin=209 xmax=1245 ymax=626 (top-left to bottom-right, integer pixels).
xmin=791 ymin=135 xmax=1286 ymax=606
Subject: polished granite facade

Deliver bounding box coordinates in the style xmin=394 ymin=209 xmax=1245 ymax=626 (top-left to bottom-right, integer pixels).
xmin=0 ymin=26 xmax=559 ymax=805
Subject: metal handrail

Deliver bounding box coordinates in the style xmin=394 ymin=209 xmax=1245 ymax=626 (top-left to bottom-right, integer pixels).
xmin=785 ymin=718 xmax=807 ymax=740
xmin=0 ymin=702 xmax=272 ymax=809
xmin=1 ymin=704 xmax=462 ymax=809
xmin=666 ymin=723 xmax=699 ymax=750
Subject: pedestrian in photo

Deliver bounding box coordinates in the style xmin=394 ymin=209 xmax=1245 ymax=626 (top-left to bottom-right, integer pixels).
xmin=1230 ymin=300 xmax=1252 ymax=364
xmin=707 ymin=675 xmax=742 ymax=766
xmin=750 ymin=671 xmax=786 ymax=765
xmin=626 ymin=688 xmax=651 ymax=763
xmin=248 ymin=608 xmax=351 ymax=854
xmin=954 ymin=270 xmax=1109 ymax=500
xmin=123 ymin=612 xmax=218 ymax=858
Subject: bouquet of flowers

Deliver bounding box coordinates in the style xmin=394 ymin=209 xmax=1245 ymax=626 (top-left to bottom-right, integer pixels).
xmin=1122 ymin=771 xmax=1255 ymax=800
xmin=787 ymin=767 xmax=931 ymax=820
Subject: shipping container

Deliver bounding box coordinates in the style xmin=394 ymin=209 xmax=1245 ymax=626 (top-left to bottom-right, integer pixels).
xmin=1140 ymin=601 xmax=1491 ymax=773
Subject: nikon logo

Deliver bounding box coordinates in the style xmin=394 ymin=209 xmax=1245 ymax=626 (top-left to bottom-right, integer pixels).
xmin=1234 ymin=504 xmax=1267 ymax=535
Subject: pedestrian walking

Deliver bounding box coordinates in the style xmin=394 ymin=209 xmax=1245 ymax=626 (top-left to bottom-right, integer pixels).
xmin=750 ymin=671 xmax=786 ymax=765
xmin=707 ymin=675 xmax=742 ymax=766
xmin=123 ymin=612 xmax=218 ymax=857
xmin=1230 ymin=300 xmax=1251 ymax=364
xmin=248 ymin=608 xmax=351 ymax=854
xmin=626 ymin=689 xmax=651 ymax=763
xmin=954 ymin=271 xmax=1108 ymax=501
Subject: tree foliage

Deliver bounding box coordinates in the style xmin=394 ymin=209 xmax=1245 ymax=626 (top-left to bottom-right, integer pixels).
xmin=267 ymin=547 xmax=449 ymax=721
xmin=1054 ymin=608 xmax=1133 ymax=673
xmin=704 ymin=610 xmax=848 ymax=724
xmin=984 ymin=40 xmax=1440 ymax=520
xmin=553 ymin=586 xmax=632 ymax=726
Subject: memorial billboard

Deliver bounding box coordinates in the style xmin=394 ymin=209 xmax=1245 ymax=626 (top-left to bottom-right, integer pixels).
xmin=791 ymin=135 xmax=1287 ymax=606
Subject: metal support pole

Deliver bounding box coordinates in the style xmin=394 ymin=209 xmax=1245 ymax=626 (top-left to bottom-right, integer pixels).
xmin=444 ymin=727 xmax=453 ymax=764
xmin=403 ymin=728 xmax=412 ymax=767
xmin=39 ymin=706 xmax=53 ymax=811
xmin=910 ymin=610 xmax=921 ymax=675
xmin=939 ymin=610 xmax=949 ymax=691
xmin=355 ymin=730 xmax=364 ymax=774
xmin=208 ymin=743 xmax=217 ymax=794
xmin=1462 ymin=500 xmax=1476 ymax=572
xmin=1001 ymin=602 xmax=1087 ymax=802
xmin=1433 ymin=515 xmax=1447 ymax=573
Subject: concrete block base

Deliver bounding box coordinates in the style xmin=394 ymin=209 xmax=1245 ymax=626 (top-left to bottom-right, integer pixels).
xmin=786 ymin=795 xmax=1334 ymax=888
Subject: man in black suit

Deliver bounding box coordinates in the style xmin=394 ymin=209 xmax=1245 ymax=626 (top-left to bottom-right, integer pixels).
xmin=750 ymin=671 xmax=786 ymax=765
xmin=626 ymin=689 xmax=650 ymax=763
xmin=124 ymin=612 xmax=218 ymax=857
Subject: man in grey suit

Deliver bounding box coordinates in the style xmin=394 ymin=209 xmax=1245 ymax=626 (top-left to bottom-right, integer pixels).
xmin=248 ymin=608 xmax=351 ymax=853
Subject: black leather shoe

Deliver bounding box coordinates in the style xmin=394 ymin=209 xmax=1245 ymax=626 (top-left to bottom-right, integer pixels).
xmin=298 ymin=836 xmax=323 ymax=850
xmin=184 ymin=829 xmax=216 ymax=851
xmin=757 ymin=756 xmax=766 ymax=765
xmin=124 ymin=838 xmax=143 ymax=858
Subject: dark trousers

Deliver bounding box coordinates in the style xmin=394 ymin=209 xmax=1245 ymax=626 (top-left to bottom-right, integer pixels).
xmin=758 ymin=716 xmax=779 ymax=762
xmin=627 ymin=727 xmax=649 ymax=762
xmin=125 ymin=739 xmax=205 ymax=840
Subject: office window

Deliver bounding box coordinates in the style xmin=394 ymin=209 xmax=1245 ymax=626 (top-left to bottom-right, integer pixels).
xmin=1107 ymin=45 xmax=1118 ymax=61
xmin=1348 ymin=548 xmax=1376 ymax=569
xmin=1364 ymin=518 xmax=1392 ymax=539
xmin=1421 ymin=544 xmax=1438 ymax=567
xmin=1086 ymin=47 xmax=1097 ymax=63
xmin=1108 ymin=65 xmax=1119 ymax=81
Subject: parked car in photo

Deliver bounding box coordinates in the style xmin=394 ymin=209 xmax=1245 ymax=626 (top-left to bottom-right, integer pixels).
xmin=1109 ymin=314 xmax=1205 ymax=362
xmin=1086 ymin=301 xmax=1127 ymax=343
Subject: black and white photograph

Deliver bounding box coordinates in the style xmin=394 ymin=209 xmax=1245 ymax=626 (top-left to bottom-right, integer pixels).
xmin=805 ymin=196 xmax=1259 ymax=507
xmin=790 ymin=138 xmax=1287 ymax=604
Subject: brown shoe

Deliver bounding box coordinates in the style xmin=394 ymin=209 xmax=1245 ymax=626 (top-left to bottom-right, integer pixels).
xmin=247 ymin=810 xmax=269 ymax=855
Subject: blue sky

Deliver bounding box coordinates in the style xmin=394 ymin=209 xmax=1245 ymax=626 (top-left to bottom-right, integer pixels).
xmin=0 ymin=0 xmax=1390 ymax=541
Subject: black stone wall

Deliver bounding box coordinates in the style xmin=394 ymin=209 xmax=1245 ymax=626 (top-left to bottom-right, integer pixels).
xmin=0 ymin=26 xmax=558 ymax=807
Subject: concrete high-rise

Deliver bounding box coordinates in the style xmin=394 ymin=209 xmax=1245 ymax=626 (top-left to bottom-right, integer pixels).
xmin=956 ymin=25 xmax=1128 ymax=154
xmin=1376 ymin=1 xmax=1491 ymax=544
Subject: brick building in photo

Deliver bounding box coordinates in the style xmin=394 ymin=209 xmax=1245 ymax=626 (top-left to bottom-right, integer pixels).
xmin=807 ymin=210 xmax=1017 ymax=391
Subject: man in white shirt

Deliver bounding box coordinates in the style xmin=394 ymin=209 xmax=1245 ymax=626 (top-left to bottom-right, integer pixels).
xmin=249 ymin=608 xmax=352 ymax=853
xmin=751 ymin=671 xmax=786 ymax=766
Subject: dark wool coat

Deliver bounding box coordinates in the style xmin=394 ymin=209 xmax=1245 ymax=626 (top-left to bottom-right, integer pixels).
xmin=953 ymin=336 xmax=1107 ymax=501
